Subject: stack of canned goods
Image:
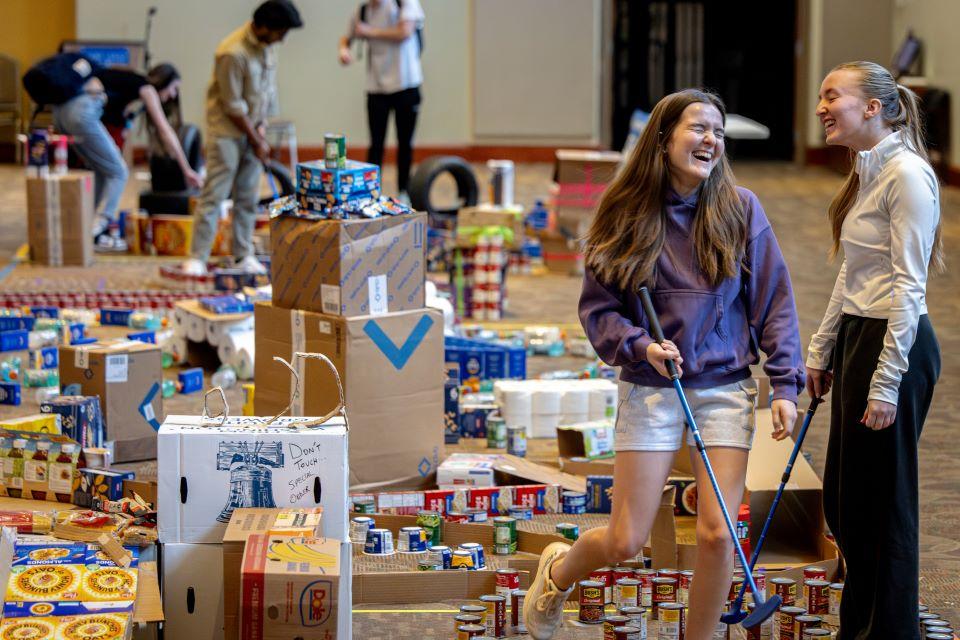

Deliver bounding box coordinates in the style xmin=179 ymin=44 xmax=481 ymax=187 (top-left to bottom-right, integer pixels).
xmin=561 ymin=490 xmax=588 ymax=515
xmin=918 ymin=605 xmax=955 ymax=639
xmin=493 ymin=516 xmax=517 ymax=555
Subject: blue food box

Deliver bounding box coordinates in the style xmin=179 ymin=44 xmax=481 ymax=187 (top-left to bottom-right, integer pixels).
xmin=127 ymin=330 xmax=156 ymax=344
xmin=586 ymin=475 xmax=614 ymax=513
xmin=0 ymin=382 xmax=21 ymax=405
xmin=444 ymin=363 xmax=461 ymax=445
xmin=178 ymin=367 xmax=204 ymax=394
xmin=0 ymin=330 xmax=28 ymax=352
xmin=296 ymin=160 xmax=381 ymax=209
xmin=199 ymin=296 xmax=254 ymax=314
xmin=40 ymin=395 xmax=104 ymax=448
xmin=459 ymin=402 xmax=497 ymax=439
xmin=73 ymin=468 xmax=135 ymax=507
xmin=0 ymin=317 xmax=35 ymax=332
xmin=100 ymin=308 xmax=133 ymax=326
xmin=29 ymin=306 xmax=59 ymax=319
xmin=30 ymin=346 xmax=59 ymax=369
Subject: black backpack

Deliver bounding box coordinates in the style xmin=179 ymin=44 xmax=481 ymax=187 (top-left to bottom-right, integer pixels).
xmin=22 ymin=53 xmax=100 ymax=112
xmin=360 ymin=0 xmax=423 ymax=55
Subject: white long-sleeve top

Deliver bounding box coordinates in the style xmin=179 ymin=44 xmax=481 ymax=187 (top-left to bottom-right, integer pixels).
xmin=806 ymin=131 xmax=940 ymax=405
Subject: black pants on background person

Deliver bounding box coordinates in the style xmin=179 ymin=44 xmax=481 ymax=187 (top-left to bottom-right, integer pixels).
xmin=366 ymin=86 xmax=421 ymax=194
xmin=823 ymin=314 xmax=940 ymax=640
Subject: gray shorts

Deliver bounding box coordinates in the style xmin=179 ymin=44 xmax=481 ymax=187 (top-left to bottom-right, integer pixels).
xmin=614 ymin=379 xmax=758 ymax=452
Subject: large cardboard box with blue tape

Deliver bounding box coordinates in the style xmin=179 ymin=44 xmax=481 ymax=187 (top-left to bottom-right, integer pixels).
xmin=254 ymin=302 xmax=443 ymax=487
xmin=58 ymin=340 xmax=163 ymax=462
xmin=271 ymin=211 xmax=426 ymax=317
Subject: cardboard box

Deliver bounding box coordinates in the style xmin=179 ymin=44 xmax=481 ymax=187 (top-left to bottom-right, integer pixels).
xmin=538 ymin=231 xmax=584 ymax=275
xmin=552 ymin=150 xmax=622 ymax=237
xmin=161 ymin=543 xmax=225 ymax=640
xmin=457 ymin=204 xmax=525 ymax=249
xmin=0 ymin=430 xmax=81 ymax=502
xmin=556 ymin=421 xmax=615 ymax=460
xmin=157 ymin=415 xmax=348 ymax=545
xmin=39 ymin=395 xmax=103 ymax=448
xmin=240 ymin=535 xmax=349 ymax=639
xmin=59 ymin=340 xmax=164 ymax=462
xmin=296 ymin=159 xmax=381 ymax=210
xmin=25 ymin=171 xmax=94 ymax=267
xmin=254 ymin=303 xmax=443 ymax=487
xmin=270 ymin=212 xmax=426 ymax=317
xmin=222 ymin=508 xmax=324 ymax=640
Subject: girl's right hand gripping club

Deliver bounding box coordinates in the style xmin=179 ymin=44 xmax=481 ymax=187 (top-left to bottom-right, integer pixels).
xmin=720 ymin=396 xmax=823 ymax=625
xmin=638 ymin=287 xmax=780 ymax=629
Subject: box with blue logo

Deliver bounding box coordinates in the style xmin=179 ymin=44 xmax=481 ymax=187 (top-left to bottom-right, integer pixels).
xmin=271 ymin=211 xmax=426 ymax=317
xmin=39 ymin=395 xmax=103 ymax=448
xmin=296 ymin=159 xmax=380 ymax=210
xmin=0 ymin=317 xmax=35 ymax=332
xmin=0 ymin=382 xmax=21 ymax=406
xmin=445 ymin=336 xmax=526 ymax=382
xmin=586 ymin=475 xmax=614 ymax=513
xmin=0 ymin=331 xmax=28 ymax=352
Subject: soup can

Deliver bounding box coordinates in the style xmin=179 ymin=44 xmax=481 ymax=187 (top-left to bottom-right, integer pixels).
xmin=350 ymin=516 xmax=374 ymax=544
xmin=511 ymin=590 xmax=526 ymax=634
xmin=495 ymin=569 xmax=520 ymax=600
xmin=398 ymin=526 xmax=428 ymax=553
xmin=363 ymin=528 xmax=394 ymax=555
xmin=430 ymin=545 xmax=453 ymax=569
xmin=578 ymin=580 xmax=605 ymax=624
xmin=556 ymin=522 xmax=579 ymax=541
xmin=416 ymin=510 xmax=442 ymax=546
xmin=493 ymin=517 xmax=518 ymax=555
xmin=460 ymin=542 xmax=486 ymax=569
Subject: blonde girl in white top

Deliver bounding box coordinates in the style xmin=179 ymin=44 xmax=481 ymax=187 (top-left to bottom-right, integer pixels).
xmin=807 ymin=60 xmax=943 ymax=640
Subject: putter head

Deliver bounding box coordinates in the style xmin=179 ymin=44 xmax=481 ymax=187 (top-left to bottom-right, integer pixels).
xmin=742 ymin=594 xmax=781 ymax=629
xmin=719 ymin=604 xmax=748 ymax=625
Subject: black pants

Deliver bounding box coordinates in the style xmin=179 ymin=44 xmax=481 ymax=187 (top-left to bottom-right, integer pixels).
xmin=824 ymin=314 xmax=940 ymax=640
xmin=367 ymin=86 xmax=421 ymax=193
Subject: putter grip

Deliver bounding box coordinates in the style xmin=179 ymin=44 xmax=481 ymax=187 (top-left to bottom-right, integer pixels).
xmin=639 ymin=287 xmax=679 ymax=379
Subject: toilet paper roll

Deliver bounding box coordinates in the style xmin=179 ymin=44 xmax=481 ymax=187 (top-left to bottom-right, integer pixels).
xmin=186 ymin=314 xmax=206 ymax=343
xmin=235 ymin=347 xmax=255 ymax=380
xmin=217 ymin=329 xmax=254 ymax=367
xmin=531 ymin=389 xmax=562 ymax=415
xmin=205 ymin=316 xmax=254 ymax=347
xmin=500 ymin=388 xmax=532 ymax=415
xmin=560 ymin=389 xmax=590 ymax=415
xmin=530 ymin=414 xmax=561 ymax=439
xmin=172 ymin=307 xmax=190 ymax=338
xmin=561 ymin=412 xmax=590 ymax=426
xmin=589 ymin=386 xmax=618 ymax=421
xmin=169 ymin=336 xmax=188 ymax=365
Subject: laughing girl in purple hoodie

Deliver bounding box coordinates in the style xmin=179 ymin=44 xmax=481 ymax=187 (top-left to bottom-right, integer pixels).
xmin=524 ymin=89 xmax=805 ymax=640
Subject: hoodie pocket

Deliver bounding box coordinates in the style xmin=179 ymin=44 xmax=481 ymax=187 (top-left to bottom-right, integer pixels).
xmin=649 ymin=289 xmax=728 ymax=376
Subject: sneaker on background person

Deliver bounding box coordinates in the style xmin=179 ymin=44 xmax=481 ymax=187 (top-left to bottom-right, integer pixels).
xmin=181 ymin=258 xmax=207 ymax=276
xmin=523 ymin=541 xmax=572 ymax=640
xmin=235 ymin=255 xmax=267 ymax=274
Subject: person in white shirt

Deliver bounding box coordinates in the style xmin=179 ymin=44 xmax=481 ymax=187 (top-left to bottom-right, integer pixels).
xmin=808 ymin=61 xmax=943 ymax=640
xmin=338 ymin=0 xmax=424 ymax=201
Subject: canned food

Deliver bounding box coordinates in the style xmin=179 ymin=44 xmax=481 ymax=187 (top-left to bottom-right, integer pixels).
xmin=803 ymin=566 xmax=827 ymax=582
xmin=613 ymin=567 xmax=635 ymax=583
xmin=802 ymin=630 xmax=831 ymax=638
xmin=446 ymin=511 xmax=471 ymax=524
xmin=658 ymin=602 xmax=685 ymax=640
xmin=430 ymin=545 xmax=453 ymax=569
xmin=745 ymin=570 xmax=766 ymax=607
xmin=578 ymin=580 xmax=605 ymax=624
xmin=324 ymin=133 xmax=346 ymax=169
xmin=350 ymin=516 xmax=374 ymax=543
xmin=363 ymin=528 xmax=394 ymax=555
xmin=495 ymin=569 xmax=520 ymax=599
xmin=417 ymin=558 xmax=439 ymax=571
xmin=479 ymin=594 xmax=506 ymax=637
xmin=924 ymin=620 xmax=953 ymax=634
xmin=777 ymin=606 xmax=805 ymax=640
xmin=613 ymin=625 xmax=642 ymax=640
xmin=556 ymin=522 xmax=580 ymax=541
xmin=589 ymin=567 xmax=614 ymax=604
xmin=511 ymin=590 xmax=526 ymax=633
xmin=614 ymin=578 xmax=640 ymax=610
xmin=487 ymin=415 xmax=507 ymax=448
xmin=452 ymin=549 xmax=476 ymax=570
xmin=828 ymin=582 xmax=843 ymax=615
xmin=618 ymin=606 xmax=647 ymax=638
xmin=796 ymin=615 xmax=822 ymax=637
xmin=508 ymin=507 xmax=533 ymax=521
xmin=457 ymin=623 xmax=486 ymax=639
xmin=416 ymin=510 xmax=442 ymax=546
xmin=398 ymin=526 xmax=428 ymax=553
xmin=636 ymin=569 xmax=656 ymax=608
xmin=461 ymin=604 xmax=487 ymax=617
xmin=507 ymin=425 xmax=527 ymax=457
xmin=770 ymin=577 xmax=797 ymax=606
xmin=603 ymin=615 xmax=630 ymax=640
xmin=678 ymin=570 xmax=694 ymax=606
xmin=454 ymin=614 xmax=483 ymax=635
xmin=746 ymin=602 xmax=773 ymax=640
xmin=460 ymin=543 xmax=486 ymax=569
xmin=651 ymin=577 xmax=678 ymax=619
xmin=727 ymin=576 xmax=744 ymax=605
xmin=466 ymin=508 xmax=489 ymax=523
xmin=804 ymin=580 xmax=830 ymax=614
xmin=493 ymin=517 xmax=517 ymax=555
xmin=562 ymin=490 xmax=587 ymax=514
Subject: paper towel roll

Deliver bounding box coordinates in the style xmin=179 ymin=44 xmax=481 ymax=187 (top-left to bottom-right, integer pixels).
xmin=205 ymin=316 xmax=254 ymax=347
xmin=501 ymin=388 xmax=532 ymax=416
xmin=173 ymin=307 xmax=190 ymax=338
xmin=560 ymin=389 xmax=590 ymax=414
xmin=531 ymin=389 xmax=562 ymax=415
xmin=186 ymin=314 xmax=206 ymax=343
xmin=217 ymin=329 xmax=254 ymax=367
xmin=589 ymin=386 xmax=618 ymax=421
xmin=236 ymin=347 xmax=255 ymax=380
xmin=530 ymin=414 xmax=561 ymax=439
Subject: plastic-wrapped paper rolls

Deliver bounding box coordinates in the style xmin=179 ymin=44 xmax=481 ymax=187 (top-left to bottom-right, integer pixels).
xmin=501 ymin=411 xmax=530 ymax=432
xmin=530 ymin=414 xmax=561 ymax=439
xmin=560 ymin=388 xmax=590 ymax=415
xmin=185 ymin=314 xmax=206 ymax=343
xmin=217 ymin=329 xmax=254 ymax=366
xmin=173 ymin=307 xmax=191 ymax=338
xmin=205 ymin=316 xmax=254 ymax=347
xmin=500 ymin=388 xmax=532 ymax=416
xmin=235 ymin=347 xmax=255 ymax=380
xmin=589 ymin=386 xmax=618 ymax=421
xmin=531 ymin=389 xmax=562 ymax=415
xmin=561 ymin=412 xmax=590 ymax=425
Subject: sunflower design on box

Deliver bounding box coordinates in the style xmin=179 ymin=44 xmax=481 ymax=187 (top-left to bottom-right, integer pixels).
xmin=0 ymin=616 xmax=57 ymax=640
xmin=79 ymin=567 xmax=137 ymax=602
xmin=57 ymin=613 xmax=129 ymax=640
xmin=6 ymin=565 xmax=82 ymax=602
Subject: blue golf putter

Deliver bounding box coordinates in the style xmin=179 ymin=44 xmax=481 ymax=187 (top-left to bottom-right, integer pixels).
xmin=639 ymin=287 xmax=780 ymax=628
xmin=720 ymin=395 xmax=823 ymax=624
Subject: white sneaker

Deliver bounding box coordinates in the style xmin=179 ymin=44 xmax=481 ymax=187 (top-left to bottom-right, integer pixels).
xmin=181 ymin=258 xmax=207 ymax=276
xmin=235 ymin=255 xmax=267 ymax=274
xmin=523 ymin=541 xmax=573 ymax=640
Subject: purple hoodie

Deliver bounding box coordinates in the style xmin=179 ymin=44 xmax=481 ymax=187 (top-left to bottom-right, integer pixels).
xmin=579 ymin=186 xmax=804 ymax=403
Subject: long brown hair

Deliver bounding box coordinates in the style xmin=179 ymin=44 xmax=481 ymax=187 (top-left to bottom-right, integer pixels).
xmin=584 ymin=89 xmax=745 ymax=291
xmin=826 ymin=61 xmax=945 ymax=272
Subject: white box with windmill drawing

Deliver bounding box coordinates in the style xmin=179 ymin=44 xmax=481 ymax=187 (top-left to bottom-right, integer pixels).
xmin=157 ymin=412 xmax=349 ymax=545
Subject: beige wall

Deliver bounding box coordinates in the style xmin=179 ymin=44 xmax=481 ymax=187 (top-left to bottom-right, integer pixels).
xmin=76 ymin=0 xmax=603 ymax=148
xmin=892 ymin=0 xmax=960 ymax=167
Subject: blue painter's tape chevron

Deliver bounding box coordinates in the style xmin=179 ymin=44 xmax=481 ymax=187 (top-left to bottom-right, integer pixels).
xmin=139 ymin=382 xmax=162 ymax=431
xmin=363 ymin=315 xmax=434 ymax=370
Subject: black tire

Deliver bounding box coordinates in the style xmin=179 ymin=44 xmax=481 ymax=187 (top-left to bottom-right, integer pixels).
xmin=138 ymin=190 xmax=193 ymax=215
xmin=149 ymin=123 xmax=203 ymax=192
xmin=408 ymin=155 xmax=479 ymax=218
xmin=258 ymin=160 xmax=295 ymax=206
